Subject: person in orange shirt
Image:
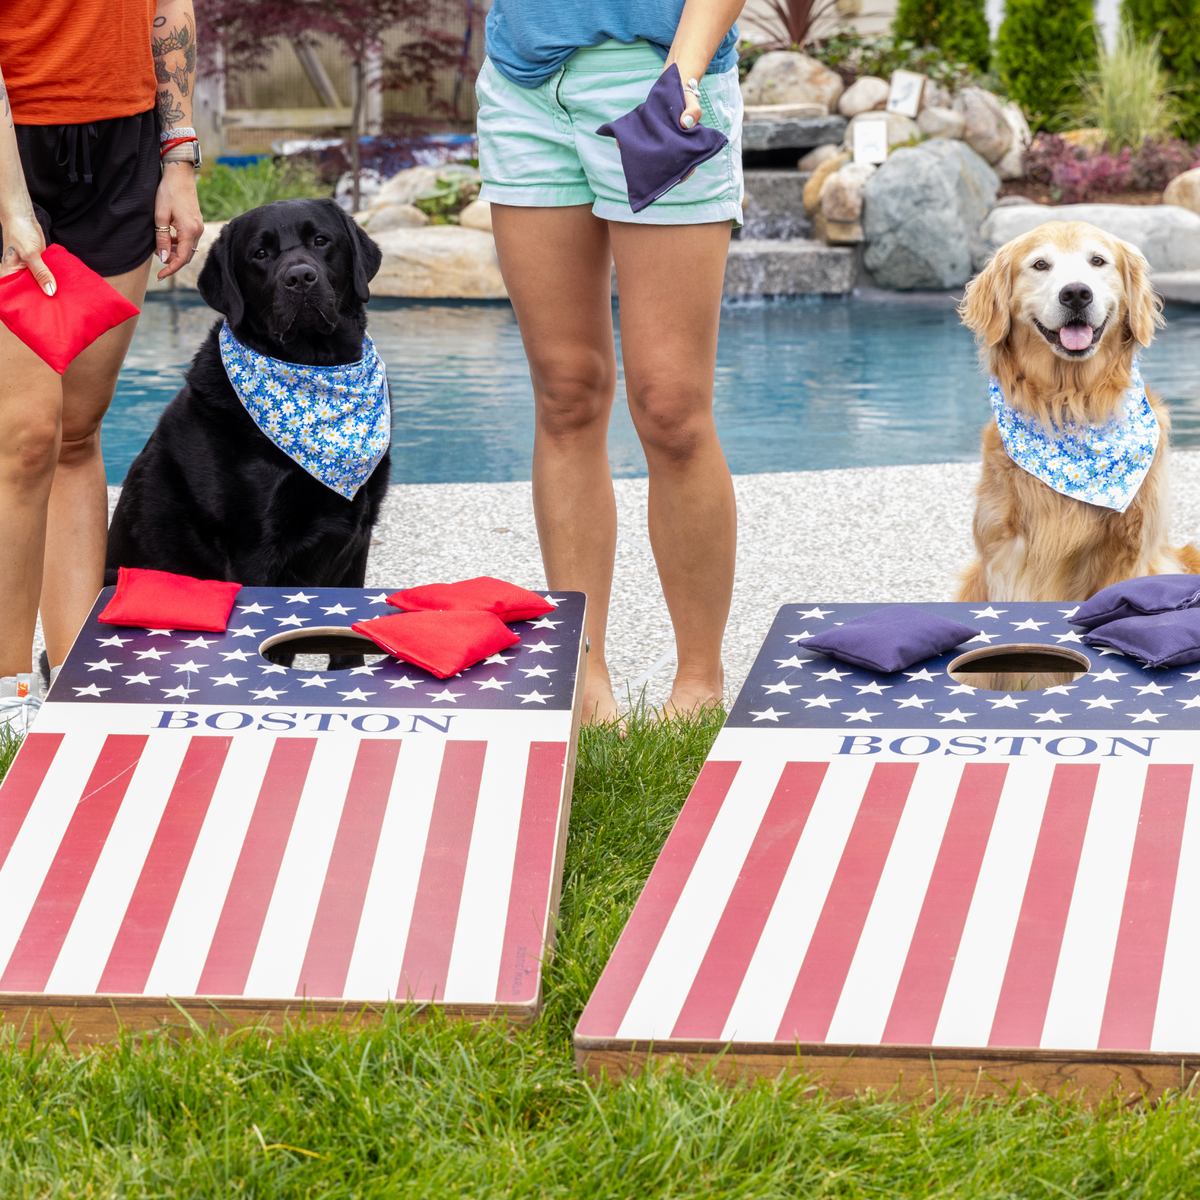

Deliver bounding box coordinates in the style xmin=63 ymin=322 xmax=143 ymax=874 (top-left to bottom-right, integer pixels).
xmin=0 ymin=0 xmax=204 ymax=720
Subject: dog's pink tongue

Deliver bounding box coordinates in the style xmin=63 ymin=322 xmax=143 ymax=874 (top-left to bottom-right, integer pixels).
xmin=1059 ymin=324 xmax=1093 ymax=351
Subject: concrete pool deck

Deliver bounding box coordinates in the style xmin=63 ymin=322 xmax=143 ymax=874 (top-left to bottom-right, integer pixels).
xmin=103 ymin=452 xmax=1200 ymax=709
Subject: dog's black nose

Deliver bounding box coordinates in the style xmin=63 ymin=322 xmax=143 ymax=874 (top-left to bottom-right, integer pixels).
xmin=1059 ymin=282 xmax=1093 ymax=309
xmin=283 ymin=263 xmax=318 ymax=290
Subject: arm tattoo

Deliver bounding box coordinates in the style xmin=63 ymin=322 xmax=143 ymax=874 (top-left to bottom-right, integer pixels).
xmin=156 ymin=89 xmax=185 ymax=126
xmin=152 ymin=13 xmax=197 ymax=99
xmin=0 ymin=83 xmax=9 ymax=127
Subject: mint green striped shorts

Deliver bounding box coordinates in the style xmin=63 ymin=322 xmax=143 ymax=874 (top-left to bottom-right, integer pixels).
xmin=476 ymin=39 xmax=744 ymax=225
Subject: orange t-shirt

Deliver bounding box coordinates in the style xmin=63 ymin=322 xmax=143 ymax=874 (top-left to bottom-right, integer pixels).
xmin=1 ymin=0 xmax=158 ymax=125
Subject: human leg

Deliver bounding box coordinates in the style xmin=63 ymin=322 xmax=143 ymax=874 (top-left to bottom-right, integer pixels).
xmin=489 ymin=203 xmax=621 ymax=722
xmin=40 ymin=258 xmax=150 ymax=666
xmin=0 ymin=327 xmax=64 ymax=678
xmin=608 ymin=219 xmax=735 ymax=714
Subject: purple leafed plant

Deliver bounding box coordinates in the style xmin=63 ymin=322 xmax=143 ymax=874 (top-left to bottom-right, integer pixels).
xmin=1023 ymin=133 xmax=1200 ymax=203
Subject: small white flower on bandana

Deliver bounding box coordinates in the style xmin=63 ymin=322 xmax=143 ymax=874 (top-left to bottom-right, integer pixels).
xmin=989 ymin=358 xmax=1158 ymax=514
xmin=219 ymin=323 xmax=390 ymax=501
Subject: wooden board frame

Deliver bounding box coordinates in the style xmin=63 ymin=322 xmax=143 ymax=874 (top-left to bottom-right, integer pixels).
xmin=574 ymin=601 xmax=1200 ymax=1105
xmin=0 ymin=588 xmax=588 ymax=1047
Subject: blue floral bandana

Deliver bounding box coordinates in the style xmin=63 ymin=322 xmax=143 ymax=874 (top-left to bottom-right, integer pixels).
xmin=988 ymin=358 xmax=1158 ymax=514
xmin=218 ymin=323 xmax=391 ymax=501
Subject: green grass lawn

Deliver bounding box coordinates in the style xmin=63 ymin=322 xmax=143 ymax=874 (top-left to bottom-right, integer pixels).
xmin=1 ymin=712 xmax=1200 ymax=1197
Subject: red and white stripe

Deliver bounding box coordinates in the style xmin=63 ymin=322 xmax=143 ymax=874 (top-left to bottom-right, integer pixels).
xmin=0 ymin=726 xmax=571 ymax=1006
xmin=579 ymin=733 xmax=1200 ymax=1054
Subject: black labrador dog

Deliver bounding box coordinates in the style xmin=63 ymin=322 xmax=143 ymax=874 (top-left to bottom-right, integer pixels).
xmin=106 ymin=197 xmax=390 ymax=593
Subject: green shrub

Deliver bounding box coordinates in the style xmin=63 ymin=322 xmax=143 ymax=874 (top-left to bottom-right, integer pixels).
xmin=1078 ymin=25 xmax=1181 ymax=149
xmin=892 ymin=0 xmax=991 ymax=73
xmin=996 ymin=0 xmax=1099 ymax=129
xmin=808 ymin=31 xmax=978 ymax=91
xmin=1122 ymin=0 xmax=1200 ymax=139
xmin=196 ymin=158 xmax=332 ymax=223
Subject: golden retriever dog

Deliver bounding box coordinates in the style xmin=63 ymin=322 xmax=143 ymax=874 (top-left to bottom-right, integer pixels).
xmin=957 ymin=220 xmax=1200 ymax=603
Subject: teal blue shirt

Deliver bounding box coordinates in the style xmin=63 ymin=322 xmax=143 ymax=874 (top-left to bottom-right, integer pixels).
xmin=484 ymin=1 xmax=739 ymax=88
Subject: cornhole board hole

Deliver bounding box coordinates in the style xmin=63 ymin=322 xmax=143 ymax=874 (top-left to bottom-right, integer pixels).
xmin=576 ymin=601 xmax=1200 ymax=1101
xmin=0 ymin=586 xmax=586 ymax=1047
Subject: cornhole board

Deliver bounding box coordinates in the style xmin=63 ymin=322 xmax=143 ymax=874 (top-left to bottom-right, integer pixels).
xmin=0 ymin=586 xmax=586 ymax=1046
xmin=576 ymin=601 xmax=1200 ymax=1101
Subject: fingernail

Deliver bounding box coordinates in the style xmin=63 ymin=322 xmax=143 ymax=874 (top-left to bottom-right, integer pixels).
xmin=688 ymin=78 xmax=699 ymax=90
xmin=44 ymin=282 xmax=54 ymax=296
xmin=160 ymin=250 xmax=169 ymax=263
xmin=682 ymin=114 xmax=695 ymax=129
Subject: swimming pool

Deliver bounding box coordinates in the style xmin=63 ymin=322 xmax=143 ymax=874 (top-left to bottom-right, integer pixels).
xmin=105 ymin=294 xmax=1200 ymax=484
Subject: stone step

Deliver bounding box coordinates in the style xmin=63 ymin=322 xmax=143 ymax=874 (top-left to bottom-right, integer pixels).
xmin=742 ymin=114 xmax=846 ymax=153
xmin=1153 ymin=270 xmax=1200 ymax=305
xmin=741 ymin=168 xmax=812 ymax=240
xmin=724 ymin=238 xmax=855 ymax=296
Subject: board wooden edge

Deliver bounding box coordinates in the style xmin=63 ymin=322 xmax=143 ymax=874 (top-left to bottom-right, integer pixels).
xmin=573 ymin=1037 xmax=1200 ymax=1105
xmin=0 ymin=992 xmax=542 ymax=1050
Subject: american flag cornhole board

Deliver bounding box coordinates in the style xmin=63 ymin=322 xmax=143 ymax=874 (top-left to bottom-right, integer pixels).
xmin=576 ymin=601 xmax=1200 ymax=1101
xmin=0 ymin=586 xmax=586 ymax=1046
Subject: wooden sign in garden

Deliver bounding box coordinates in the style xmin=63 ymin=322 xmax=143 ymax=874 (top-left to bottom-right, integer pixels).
xmin=0 ymin=587 xmax=586 ymax=1045
xmin=576 ymin=602 xmax=1200 ymax=1100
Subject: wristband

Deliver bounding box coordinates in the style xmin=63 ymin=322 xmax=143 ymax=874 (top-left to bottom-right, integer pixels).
xmin=159 ymin=126 xmax=196 ymax=144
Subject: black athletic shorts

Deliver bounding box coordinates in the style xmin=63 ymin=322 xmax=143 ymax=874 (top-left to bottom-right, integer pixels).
xmin=5 ymin=109 xmax=159 ymax=278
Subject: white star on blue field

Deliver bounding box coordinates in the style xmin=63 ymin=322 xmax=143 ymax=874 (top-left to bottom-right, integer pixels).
xmin=55 ymin=588 xmax=583 ymax=711
xmin=728 ymin=603 xmax=1200 ymax=730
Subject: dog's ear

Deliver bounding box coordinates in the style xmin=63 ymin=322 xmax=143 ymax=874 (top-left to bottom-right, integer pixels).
xmin=960 ymin=244 xmax=1013 ymax=346
xmin=329 ymin=200 xmax=383 ymax=303
xmin=1117 ymin=237 xmax=1163 ymax=348
xmin=196 ymin=222 xmax=245 ymax=327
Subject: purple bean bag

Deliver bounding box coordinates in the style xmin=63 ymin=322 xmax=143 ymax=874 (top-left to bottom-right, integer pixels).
xmin=596 ymin=64 xmax=729 ymax=213
xmin=1071 ymin=574 xmax=1200 ymax=629
xmin=804 ymin=605 xmax=979 ymax=674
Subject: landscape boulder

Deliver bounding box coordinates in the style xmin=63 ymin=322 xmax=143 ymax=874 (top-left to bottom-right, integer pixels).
xmin=744 ymin=102 xmax=826 ymax=121
xmin=371 ymin=165 xmax=442 ymax=209
xmin=953 ymin=87 xmax=1013 ymax=165
xmin=370 ymin=226 xmax=507 ymax=299
xmin=740 ymin=50 xmax=843 ymax=111
xmin=1163 ymin=168 xmax=1200 ymax=216
xmin=838 ymin=76 xmax=889 ymax=117
xmin=803 ymin=150 xmax=849 ymax=213
xmin=975 ymin=203 xmax=1200 ymax=275
xmin=920 ymin=80 xmax=953 ymax=111
xmin=863 ymin=138 xmax=1000 ymax=289
xmin=820 ymin=162 xmax=876 ymax=223
xmin=798 ymin=143 xmax=842 ymax=171
xmin=842 ymin=110 xmax=921 ymax=152
xmin=993 ymin=102 xmax=1032 ymax=181
xmin=916 ymin=106 xmax=965 ymax=140
xmin=364 ymin=203 xmax=429 ymax=233
xmin=458 ymin=199 xmax=493 ymax=232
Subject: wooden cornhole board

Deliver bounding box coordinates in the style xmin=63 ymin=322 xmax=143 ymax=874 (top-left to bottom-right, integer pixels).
xmin=0 ymin=586 xmax=586 ymax=1046
xmin=576 ymin=601 xmax=1200 ymax=1101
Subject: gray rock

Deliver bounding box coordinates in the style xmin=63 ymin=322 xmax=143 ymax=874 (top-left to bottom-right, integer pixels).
xmin=992 ymin=195 xmax=1037 ymax=207
xmin=742 ymin=114 xmax=847 ymax=152
xmin=863 ymin=139 xmax=1000 ymax=289
xmin=724 ymin=238 xmax=855 ymax=295
xmin=920 ymin=81 xmax=953 ymax=112
xmin=842 ymin=110 xmax=921 ymax=150
xmin=740 ymin=50 xmax=844 ymax=111
xmin=838 ymin=76 xmax=889 ymax=117
xmin=916 ymin=106 xmax=965 ymax=140
xmin=744 ymin=102 xmax=827 ymax=121
xmin=797 ymin=143 xmax=843 ymax=171
xmin=975 ymin=203 xmax=1200 ymax=274
xmin=1153 ymin=270 xmax=1200 ymax=304
xmin=371 ymin=226 xmax=507 ymax=299
xmin=458 ymin=199 xmax=492 ymax=232
xmin=994 ymin=101 xmax=1032 ymax=181
xmin=741 ymin=169 xmax=813 ymax=240
xmin=953 ymin=87 xmax=1013 ymax=165
xmin=372 ymin=166 xmax=443 ymax=208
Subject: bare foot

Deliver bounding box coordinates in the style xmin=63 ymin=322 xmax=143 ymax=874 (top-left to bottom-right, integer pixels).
xmin=580 ymin=680 xmax=621 ymax=726
xmin=659 ymin=667 xmax=725 ymax=721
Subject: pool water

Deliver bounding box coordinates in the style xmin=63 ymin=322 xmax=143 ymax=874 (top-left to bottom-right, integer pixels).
xmin=105 ymin=294 xmax=1200 ymax=484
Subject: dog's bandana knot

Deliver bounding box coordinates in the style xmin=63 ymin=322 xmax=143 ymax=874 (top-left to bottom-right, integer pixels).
xmin=989 ymin=358 xmax=1158 ymax=514
xmin=219 ymin=323 xmax=390 ymax=501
